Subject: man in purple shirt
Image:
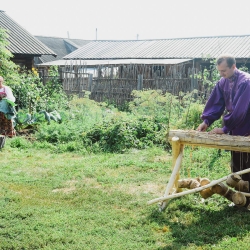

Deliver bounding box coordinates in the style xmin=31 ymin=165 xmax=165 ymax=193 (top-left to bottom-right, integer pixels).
xmin=197 ymin=54 xmax=250 ymax=208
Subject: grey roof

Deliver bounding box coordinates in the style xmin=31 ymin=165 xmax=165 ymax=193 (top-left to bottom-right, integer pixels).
xmin=64 ymin=35 xmax=250 ymax=60
xmin=0 ymin=10 xmax=56 ymax=56
xmin=64 ymin=38 xmax=91 ymax=48
xmin=38 ymin=58 xmax=192 ymax=67
xmin=35 ymin=36 xmax=92 ymax=63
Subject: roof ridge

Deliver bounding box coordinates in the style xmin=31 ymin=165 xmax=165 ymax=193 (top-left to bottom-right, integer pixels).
xmin=89 ymin=34 xmax=250 ymax=42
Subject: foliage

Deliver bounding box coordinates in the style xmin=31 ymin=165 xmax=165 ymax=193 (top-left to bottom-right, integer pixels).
xmin=175 ymin=101 xmax=204 ymax=130
xmin=239 ymin=65 xmax=249 ymax=72
xmin=42 ymin=65 xmax=69 ymax=111
xmin=9 ymin=136 xmax=32 ymax=149
xmin=35 ymin=95 xmax=168 ymax=153
xmin=9 ymin=67 xmax=69 ymax=113
xmin=0 ymin=28 xmax=20 ymax=82
xmin=129 ymin=90 xmax=178 ymax=125
xmin=30 ymin=89 xmax=225 ymax=153
xmin=82 ymin=115 xmax=167 ymax=152
xmin=14 ymin=110 xmax=62 ymax=132
xmin=35 ymin=96 xmax=113 ymax=152
xmin=194 ymin=57 xmax=221 ymax=92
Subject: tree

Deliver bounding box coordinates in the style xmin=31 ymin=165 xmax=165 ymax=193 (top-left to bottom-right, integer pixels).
xmin=0 ymin=28 xmax=20 ymax=85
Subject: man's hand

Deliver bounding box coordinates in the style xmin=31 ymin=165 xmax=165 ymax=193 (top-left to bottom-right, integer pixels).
xmin=197 ymin=122 xmax=208 ymax=132
xmin=208 ymin=128 xmax=224 ymax=134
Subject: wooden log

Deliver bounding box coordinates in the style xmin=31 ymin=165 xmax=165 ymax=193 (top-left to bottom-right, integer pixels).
xmin=211 ymin=183 xmax=229 ymax=196
xmin=147 ymin=167 xmax=250 ymax=205
xmin=199 ymin=178 xmax=214 ymax=199
xmin=171 ymin=137 xmax=183 ymax=192
xmin=200 ymin=189 xmax=214 ymax=199
xmin=168 ymin=130 xmax=250 ymax=153
xmin=224 ymin=189 xmax=236 ymax=202
xmin=232 ymin=192 xmax=247 ymax=207
xmin=178 ymin=177 xmax=214 ymax=199
xmin=226 ymin=174 xmax=242 ymax=187
xmin=211 ymin=183 xmax=235 ymax=202
xmin=226 ymin=174 xmax=249 ymax=192
xmin=159 ymin=137 xmax=183 ymax=211
xmin=177 ymin=178 xmax=200 ymax=189
xmin=235 ymin=181 xmax=249 ymax=192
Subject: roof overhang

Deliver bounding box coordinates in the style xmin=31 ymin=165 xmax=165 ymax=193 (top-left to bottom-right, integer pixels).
xmin=37 ymin=58 xmax=193 ymax=67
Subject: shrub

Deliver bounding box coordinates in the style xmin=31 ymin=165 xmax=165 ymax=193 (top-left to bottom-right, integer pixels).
xmin=9 ymin=137 xmax=32 ymax=149
xmin=175 ymin=102 xmax=204 ymax=130
xmin=10 ymin=67 xmax=69 ymax=113
xmin=82 ymin=115 xmax=167 ymax=153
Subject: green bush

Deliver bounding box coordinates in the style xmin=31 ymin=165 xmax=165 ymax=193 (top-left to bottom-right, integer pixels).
xmin=10 ymin=68 xmax=69 ymax=113
xmin=9 ymin=137 xmax=32 ymax=149
xmin=82 ymin=115 xmax=167 ymax=153
xmin=129 ymin=90 xmax=179 ymax=125
xmin=175 ymin=102 xmax=204 ymax=130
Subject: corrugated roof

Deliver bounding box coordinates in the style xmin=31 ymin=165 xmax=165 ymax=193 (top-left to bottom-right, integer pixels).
xmin=0 ymin=10 xmax=56 ymax=56
xmin=35 ymin=36 xmax=92 ymax=63
xmin=38 ymin=58 xmax=192 ymax=66
xmin=64 ymin=38 xmax=91 ymax=48
xmin=64 ymin=35 xmax=250 ymax=60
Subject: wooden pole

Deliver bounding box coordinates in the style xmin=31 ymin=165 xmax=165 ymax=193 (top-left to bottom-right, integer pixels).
xmin=171 ymin=136 xmax=183 ymax=192
xmin=147 ymin=167 xmax=250 ymax=205
xmin=88 ymin=74 xmax=93 ymax=92
xmin=159 ymin=137 xmax=183 ymax=211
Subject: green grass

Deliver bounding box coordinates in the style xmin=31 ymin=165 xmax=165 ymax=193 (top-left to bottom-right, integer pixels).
xmin=0 ymin=139 xmax=250 ymax=249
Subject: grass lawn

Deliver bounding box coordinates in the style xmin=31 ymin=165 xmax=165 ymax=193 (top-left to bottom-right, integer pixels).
xmin=0 ymin=138 xmax=250 ymax=250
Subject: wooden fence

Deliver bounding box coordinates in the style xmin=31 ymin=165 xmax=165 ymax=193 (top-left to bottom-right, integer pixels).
xmin=59 ymin=62 xmax=211 ymax=105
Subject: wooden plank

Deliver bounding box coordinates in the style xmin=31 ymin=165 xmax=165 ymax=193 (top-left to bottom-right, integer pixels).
xmin=168 ymin=130 xmax=250 ymax=153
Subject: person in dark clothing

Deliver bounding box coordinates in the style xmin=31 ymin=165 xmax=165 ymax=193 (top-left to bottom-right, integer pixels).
xmin=197 ymin=54 xmax=250 ymax=209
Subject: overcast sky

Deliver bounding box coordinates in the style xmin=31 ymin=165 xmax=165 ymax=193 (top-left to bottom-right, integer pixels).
xmin=1 ymin=0 xmax=250 ymax=40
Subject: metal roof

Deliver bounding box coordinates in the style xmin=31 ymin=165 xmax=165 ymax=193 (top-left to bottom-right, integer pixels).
xmin=64 ymin=35 xmax=250 ymax=60
xmin=35 ymin=36 xmax=92 ymax=63
xmin=0 ymin=10 xmax=56 ymax=56
xmin=38 ymin=58 xmax=192 ymax=67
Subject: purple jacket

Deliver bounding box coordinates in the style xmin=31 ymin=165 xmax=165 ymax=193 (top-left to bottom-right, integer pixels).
xmin=201 ymin=69 xmax=250 ymax=136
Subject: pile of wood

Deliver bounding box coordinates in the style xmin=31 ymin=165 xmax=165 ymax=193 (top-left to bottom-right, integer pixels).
xmin=178 ymin=174 xmax=249 ymax=207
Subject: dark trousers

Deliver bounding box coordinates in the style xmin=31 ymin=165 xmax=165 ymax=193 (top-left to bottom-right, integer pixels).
xmin=231 ymin=151 xmax=250 ymax=207
xmin=231 ymin=151 xmax=250 ymax=192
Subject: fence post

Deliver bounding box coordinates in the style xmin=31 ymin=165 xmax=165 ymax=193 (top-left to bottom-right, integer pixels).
xmin=191 ymin=59 xmax=198 ymax=91
xmin=88 ymin=74 xmax=93 ymax=92
xmin=156 ymin=77 xmax=159 ymax=89
xmin=137 ymin=74 xmax=143 ymax=90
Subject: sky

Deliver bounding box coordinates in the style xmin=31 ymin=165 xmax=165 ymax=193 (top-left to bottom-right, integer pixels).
xmin=1 ymin=0 xmax=250 ymax=40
